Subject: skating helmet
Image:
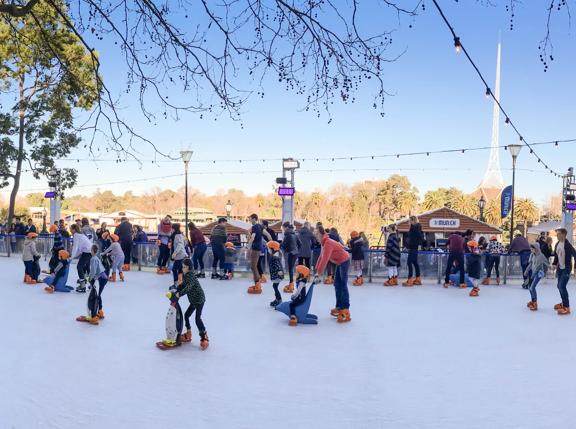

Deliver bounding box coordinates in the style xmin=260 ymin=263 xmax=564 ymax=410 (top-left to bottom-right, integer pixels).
xmin=225 ymin=242 xmax=235 ymax=248
xmin=350 ymin=230 xmax=359 ymax=239
xmin=267 ymin=241 xmax=280 ymax=251
xmin=295 ymin=265 xmax=311 ymax=279
xmin=490 ymin=235 xmax=497 ymax=241
xmin=49 ymin=224 xmax=58 ymax=233
xmin=467 ymin=240 xmax=478 ymax=249
xmin=27 ymin=232 xmax=38 ymax=239
xmin=58 ymin=250 xmax=70 ymax=260
xmin=110 ymin=233 xmax=120 ymax=242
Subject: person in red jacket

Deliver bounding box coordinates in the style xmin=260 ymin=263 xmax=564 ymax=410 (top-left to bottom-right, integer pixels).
xmin=313 ymin=225 xmax=352 ymax=323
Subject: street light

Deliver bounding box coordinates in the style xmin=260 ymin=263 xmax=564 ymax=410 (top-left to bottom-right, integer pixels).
xmin=478 ymin=195 xmax=486 ymax=222
xmin=508 ymin=144 xmax=523 ymax=244
xmin=225 ymin=200 xmax=233 ymax=220
xmin=42 ymin=207 xmax=47 ymax=234
xmin=281 ymin=158 xmax=300 ymax=224
xmin=180 ymin=150 xmax=193 ymax=241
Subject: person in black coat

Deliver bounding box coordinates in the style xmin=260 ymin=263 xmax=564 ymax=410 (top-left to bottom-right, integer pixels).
xmin=114 ymin=217 xmax=133 ymax=269
xmin=403 ymin=216 xmax=422 ymax=286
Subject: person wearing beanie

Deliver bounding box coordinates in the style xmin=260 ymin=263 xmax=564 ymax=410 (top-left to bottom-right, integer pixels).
xmin=525 ymin=243 xmax=550 ymax=311
xmin=288 ymin=265 xmax=312 ymax=326
xmin=384 ymin=224 xmax=401 ymax=286
xmin=22 ymin=232 xmax=40 ymax=284
xmin=348 ymin=231 xmax=365 ymax=286
xmin=101 ymin=233 xmax=125 ymax=282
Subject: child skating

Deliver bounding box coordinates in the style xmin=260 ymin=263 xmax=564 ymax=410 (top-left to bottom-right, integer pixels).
xmin=22 ymin=232 xmax=40 ymax=284
xmin=76 ymin=245 xmax=109 ymax=324
xmin=384 ymin=224 xmax=401 ymax=286
xmin=349 ymin=231 xmax=365 ymax=286
xmin=288 ymin=265 xmax=312 ymax=326
xmin=173 ymin=259 xmax=209 ymax=350
xmin=525 ymin=243 xmax=550 ymax=311
xmin=102 ymin=234 xmax=125 ymax=282
xmin=221 ymin=242 xmax=236 ymax=280
xmin=467 ymin=240 xmax=482 ymax=297
xmin=267 ymin=241 xmax=284 ymax=307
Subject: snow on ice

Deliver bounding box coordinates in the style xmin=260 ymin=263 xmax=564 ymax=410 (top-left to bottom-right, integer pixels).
xmin=1 ymin=256 xmax=576 ymax=429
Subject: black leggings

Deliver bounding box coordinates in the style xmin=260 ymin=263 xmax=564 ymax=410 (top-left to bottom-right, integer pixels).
xmin=258 ymin=255 xmax=265 ymax=276
xmin=298 ymin=257 xmax=311 ymax=268
xmin=157 ymin=243 xmax=170 ymax=268
xmin=184 ymin=302 xmax=206 ymax=333
xmin=289 ymin=291 xmax=306 ymax=316
xmin=77 ymin=252 xmax=91 ymax=281
xmin=272 ymin=282 xmax=281 ymax=300
xmin=287 ymin=254 xmax=297 ymax=283
xmin=485 ymin=255 xmax=500 ymax=278
xmin=212 ymin=245 xmax=225 ymax=271
xmin=121 ymin=241 xmax=132 ymax=265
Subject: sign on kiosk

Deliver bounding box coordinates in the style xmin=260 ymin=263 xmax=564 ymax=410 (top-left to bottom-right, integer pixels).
xmin=429 ymin=218 xmax=460 ymax=228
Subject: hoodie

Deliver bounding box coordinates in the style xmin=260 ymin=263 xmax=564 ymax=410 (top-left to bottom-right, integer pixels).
xmin=526 ymin=246 xmax=550 ymax=276
xmin=22 ymin=239 xmax=40 ymax=262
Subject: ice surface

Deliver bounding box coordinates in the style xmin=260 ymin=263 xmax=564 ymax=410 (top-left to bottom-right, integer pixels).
xmin=1 ymin=255 xmax=576 ymax=429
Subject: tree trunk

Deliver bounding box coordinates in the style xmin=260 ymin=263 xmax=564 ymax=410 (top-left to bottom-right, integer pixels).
xmin=7 ymin=74 xmax=26 ymax=228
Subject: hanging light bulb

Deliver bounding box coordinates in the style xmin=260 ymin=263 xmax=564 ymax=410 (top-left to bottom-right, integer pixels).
xmin=454 ymin=37 xmax=462 ymax=53
xmin=505 ymin=117 xmax=510 ymax=125
xmin=485 ymin=87 xmax=491 ymax=98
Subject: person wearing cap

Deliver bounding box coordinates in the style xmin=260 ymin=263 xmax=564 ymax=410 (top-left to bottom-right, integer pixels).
xmin=22 ymin=232 xmax=40 ymax=284
xmin=71 ymin=224 xmax=93 ymax=292
xmin=525 ymin=243 xmax=550 ymax=311
xmin=102 ymin=233 xmax=125 ymax=283
xmin=467 ymin=240 xmax=482 ymax=297
xmin=552 ymin=228 xmax=576 ymax=315
xmin=483 ymin=235 xmax=504 ymax=285
xmin=287 ymin=265 xmax=312 ymax=326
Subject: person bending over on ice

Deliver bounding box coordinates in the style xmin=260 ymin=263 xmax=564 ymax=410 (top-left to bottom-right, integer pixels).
xmin=288 ymin=265 xmax=312 ymax=326
xmin=22 ymin=232 xmax=40 ymax=284
xmin=314 ymin=226 xmax=352 ymax=323
xmin=172 ymin=259 xmax=209 ymax=349
xmin=267 ymin=240 xmax=284 ymax=307
xmin=467 ymin=241 xmax=482 ymax=297
xmin=71 ymin=224 xmax=92 ymax=292
xmin=525 ymin=243 xmax=550 ymax=311
xmin=102 ymin=234 xmax=125 ymax=282
xmin=552 ymin=228 xmax=576 ymax=316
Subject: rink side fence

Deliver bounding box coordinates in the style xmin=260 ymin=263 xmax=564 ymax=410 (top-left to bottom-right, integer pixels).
xmin=0 ymin=234 xmax=536 ymax=283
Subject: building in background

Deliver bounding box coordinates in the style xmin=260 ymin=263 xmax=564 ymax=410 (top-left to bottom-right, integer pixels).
xmin=171 ymin=207 xmax=215 ymax=226
xmin=99 ymin=210 xmax=162 ymax=231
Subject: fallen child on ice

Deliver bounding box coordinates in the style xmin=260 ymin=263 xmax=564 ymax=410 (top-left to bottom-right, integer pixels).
xmin=43 ymin=250 xmax=73 ymax=293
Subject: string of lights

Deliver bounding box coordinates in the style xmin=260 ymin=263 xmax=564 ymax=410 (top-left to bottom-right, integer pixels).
xmin=4 ymin=166 xmax=556 ymax=193
xmin=56 ymin=138 xmax=576 ymax=164
xmin=431 ymin=0 xmax=565 ymax=178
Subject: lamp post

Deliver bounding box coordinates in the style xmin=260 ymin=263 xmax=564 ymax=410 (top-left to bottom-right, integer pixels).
xmin=180 ymin=150 xmax=193 ymax=241
xmin=478 ymin=195 xmax=486 ymax=222
xmin=225 ymin=200 xmax=233 ymax=220
xmin=281 ymin=158 xmax=300 ymax=224
xmin=41 ymin=207 xmax=47 ymax=234
xmin=508 ymin=144 xmax=522 ymax=244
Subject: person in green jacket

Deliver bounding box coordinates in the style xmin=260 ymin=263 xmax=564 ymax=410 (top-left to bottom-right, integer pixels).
xmin=174 ymin=259 xmax=209 ymax=350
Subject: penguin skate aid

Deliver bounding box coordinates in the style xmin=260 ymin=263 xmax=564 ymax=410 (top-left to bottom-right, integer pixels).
xmin=157 ymin=259 xmax=209 ymax=350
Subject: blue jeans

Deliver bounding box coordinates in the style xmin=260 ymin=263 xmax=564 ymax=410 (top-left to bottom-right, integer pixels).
xmin=192 ymin=243 xmax=207 ymax=271
xmin=519 ymin=251 xmax=531 ymax=282
xmin=445 ymin=252 xmax=465 ymax=284
xmin=557 ymin=268 xmax=571 ymax=308
xmin=334 ymin=259 xmax=350 ymax=310
xmin=407 ymin=249 xmax=420 ymax=278
xmin=529 ymin=270 xmax=544 ymax=302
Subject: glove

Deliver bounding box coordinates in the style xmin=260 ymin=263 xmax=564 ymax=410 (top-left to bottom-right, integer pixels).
xmin=312 ymin=274 xmax=321 ymax=284
xmin=278 ymin=271 xmax=284 ymax=279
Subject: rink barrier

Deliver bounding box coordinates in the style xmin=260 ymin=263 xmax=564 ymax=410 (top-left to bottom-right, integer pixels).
xmin=0 ymin=234 xmax=534 ymax=283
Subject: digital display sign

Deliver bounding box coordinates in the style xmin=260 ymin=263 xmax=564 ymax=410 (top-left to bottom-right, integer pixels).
xmin=277 ymin=187 xmax=295 ymax=196
xmin=566 ymin=202 xmax=576 ymax=211
xmin=44 ymin=191 xmax=56 ymax=198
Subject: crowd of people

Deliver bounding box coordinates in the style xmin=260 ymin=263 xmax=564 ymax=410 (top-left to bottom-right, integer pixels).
xmin=10 ymin=211 xmax=576 ymax=350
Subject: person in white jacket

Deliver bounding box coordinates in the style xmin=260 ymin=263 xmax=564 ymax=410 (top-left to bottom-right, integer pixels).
xmin=22 ymin=232 xmax=40 ymax=284
xmin=71 ymin=224 xmax=93 ymax=292
xmin=170 ymin=223 xmax=188 ymax=289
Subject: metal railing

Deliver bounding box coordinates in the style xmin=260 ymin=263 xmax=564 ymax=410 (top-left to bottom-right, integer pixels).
xmin=1 ymin=235 xmax=533 ymax=282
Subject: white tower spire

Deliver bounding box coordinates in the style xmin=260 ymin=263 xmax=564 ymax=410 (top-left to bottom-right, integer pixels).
xmin=479 ymin=42 xmax=505 ymax=191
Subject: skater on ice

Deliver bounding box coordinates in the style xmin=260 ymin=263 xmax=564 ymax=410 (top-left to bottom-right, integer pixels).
xmin=169 ymin=223 xmax=188 ymax=290
xmin=288 ymin=265 xmax=313 ymax=326
xmin=43 ymin=250 xmax=73 ymax=293
xmin=267 ymin=240 xmax=284 ymax=307
xmin=552 ymin=228 xmax=576 ymax=316
xmin=349 ymin=230 xmax=365 ymax=286
xmin=314 ymin=225 xmax=352 ymax=323
xmin=384 ymin=224 xmax=401 ymax=286
xmin=222 ymin=241 xmax=236 ymax=280
xmin=70 ymin=224 xmax=93 ymax=293
xmin=22 ymin=232 xmax=40 ymax=284
xmin=525 ymin=243 xmax=550 ymax=311
xmin=156 ymin=215 xmax=172 ymax=274
xmin=101 ymin=234 xmax=125 ymax=283
xmin=466 ymin=240 xmax=482 ymax=297
xmin=76 ymin=245 xmax=109 ymax=325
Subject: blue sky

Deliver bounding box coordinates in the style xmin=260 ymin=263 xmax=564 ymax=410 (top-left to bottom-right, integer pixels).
xmin=2 ymin=1 xmax=575 ymax=206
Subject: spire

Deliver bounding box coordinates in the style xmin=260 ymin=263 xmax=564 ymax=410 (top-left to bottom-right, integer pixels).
xmin=476 ymin=41 xmax=505 ymax=197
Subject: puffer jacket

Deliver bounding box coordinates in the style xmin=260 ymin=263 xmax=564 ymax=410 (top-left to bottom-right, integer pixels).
xmin=210 ymin=224 xmax=227 ymax=246
xmin=297 ymin=226 xmax=314 ymax=258
xmin=281 ymin=227 xmax=299 ymax=256
xmin=22 ymin=239 xmax=40 ymax=262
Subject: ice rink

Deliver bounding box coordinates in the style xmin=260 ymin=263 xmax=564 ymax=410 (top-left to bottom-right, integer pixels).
xmin=2 ymin=256 xmax=576 ymax=429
